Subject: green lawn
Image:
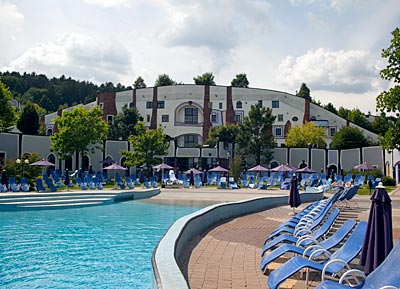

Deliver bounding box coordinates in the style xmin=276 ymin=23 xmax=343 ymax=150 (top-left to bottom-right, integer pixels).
xmin=357 ymin=184 xmax=396 ymax=195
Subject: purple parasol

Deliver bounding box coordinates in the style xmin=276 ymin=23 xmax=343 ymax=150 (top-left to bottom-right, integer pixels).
xmin=153 ymin=163 xmax=173 ymax=170
xmin=184 ymin=168 xmax=202 ymax=174
xmin=354 ymin=162 xmax=376 ymax=171
xmin=271 ymin=164 xmax=295 ymax=172
xmin=295 ymin=167 xmax=316 ymax=173
xmin=248 ymin=165 xmax=269 ymax=172
xmin=30 ymin=160 xmax=56 ymax=167
xmin=359 ymin=182 xmax=393 ymax=275
xmin=208 ymin=166 xmax=229 ymax=173
xmin=103 ymin=163 xmax=128 ymax=171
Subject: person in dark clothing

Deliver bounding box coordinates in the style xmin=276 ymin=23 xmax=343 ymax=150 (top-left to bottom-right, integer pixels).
xmin=368 ymin=179 xmax=373 ymax=193
xmin=1 ymin=170 xmax=8 ymax=187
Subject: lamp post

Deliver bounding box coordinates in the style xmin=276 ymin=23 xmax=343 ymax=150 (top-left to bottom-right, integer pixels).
xmin=16 ymin=158 xmax=29 ymax=178
xmin=226 ymin=152 xmax=230 ymax=188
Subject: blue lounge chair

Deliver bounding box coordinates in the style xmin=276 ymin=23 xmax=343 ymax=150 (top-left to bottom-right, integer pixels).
xmin=115 ymin=176 xmax=126 ymax=189
xmin=315 ymin=241 xmax=400 ymax=289
xmin=9 ymin=177 xmax=20 ymax=192
xmin=35 ymin=178 xmax=46 ymax=192
xmin=1 ymin=184 xmax=8 ymax=192
xmin=338 ymin=185 xmax=360 ymax=208
xmin=125 ymin=177 xmax=135 ymax=189
xmin=76 ymin=177 xmax=87 ymax=190
xmin=265 ymin=201 xmax=334 ymax=242
xmin=45 ymin=179 xmax=57 ymax=192
xmin=267 ymin=221 xmax=367 ymax=289
xmin=143 ymin=179 xmax=151 ymax=189
xmin=261 ymin=208 xmax=340 ymax=256
xmin=260 ymin=219 xmax=356 ymax=271
xmin=20 ymin=177 xmax=30 ymax=192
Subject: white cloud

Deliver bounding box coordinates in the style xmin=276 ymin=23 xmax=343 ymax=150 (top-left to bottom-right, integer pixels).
xmin=82 ymin=0 xmax=131 ymax=8
xmin=276 ymin=48 xmax=382 ymax=93
xmin=3 ymin=33 xmax=132 ymax=83
xmin=306 ymin=12 xmax=332 ymax=32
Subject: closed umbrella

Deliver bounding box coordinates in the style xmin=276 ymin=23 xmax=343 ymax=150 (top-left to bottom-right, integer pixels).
xmin=288 ymin=174 xmax=301 ymax=215
xmin=360 ymin=182 xmax=393 ymax=275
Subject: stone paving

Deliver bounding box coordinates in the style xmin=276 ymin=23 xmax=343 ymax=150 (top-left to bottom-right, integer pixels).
xmin=177 ymin=189 xmax=400 ymax=289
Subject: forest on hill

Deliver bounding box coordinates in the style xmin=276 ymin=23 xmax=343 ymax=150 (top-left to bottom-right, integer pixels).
xmin=0 ymin=71 xmax=130 ymax=114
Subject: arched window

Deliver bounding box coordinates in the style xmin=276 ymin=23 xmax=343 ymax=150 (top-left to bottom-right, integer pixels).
xmin=236 ymin=101 xmax=242 ymax=109
xmin=82 ymin=155 xmax=89 ymax=171
xmin=46 ymin=128 xmax=53 ymax=136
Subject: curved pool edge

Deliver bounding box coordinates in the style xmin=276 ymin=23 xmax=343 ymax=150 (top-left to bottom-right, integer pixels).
xmin=152 ymin=191 xmax=324 ymax=289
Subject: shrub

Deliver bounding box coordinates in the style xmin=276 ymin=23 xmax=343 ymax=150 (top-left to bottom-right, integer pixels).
xmin=382 ymin=176 xmax=396 ymax=186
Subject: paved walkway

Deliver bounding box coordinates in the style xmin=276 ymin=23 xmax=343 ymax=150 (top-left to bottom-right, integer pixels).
xmin=177 ymin=189 xmax=400 ymax=289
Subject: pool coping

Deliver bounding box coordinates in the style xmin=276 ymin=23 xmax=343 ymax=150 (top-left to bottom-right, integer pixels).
xmin=152 ymin=191 xmax=323 ymax=289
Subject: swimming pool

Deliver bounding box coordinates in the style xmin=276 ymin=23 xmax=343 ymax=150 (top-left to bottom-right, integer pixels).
xmin=0 ymin=200 xmax=203 ymax=288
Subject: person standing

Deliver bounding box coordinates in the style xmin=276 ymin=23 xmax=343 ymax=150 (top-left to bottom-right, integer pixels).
xmin=1 ymin=169 xmax=8 ymax=187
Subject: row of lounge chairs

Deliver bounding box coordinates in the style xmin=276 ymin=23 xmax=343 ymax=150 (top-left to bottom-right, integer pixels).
xmin=260 ymin=185 xmax=398 ymax=288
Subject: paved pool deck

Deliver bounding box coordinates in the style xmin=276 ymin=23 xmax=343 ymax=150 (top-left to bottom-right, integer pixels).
xmin=149 ymin=186 xmax=400 ymax=289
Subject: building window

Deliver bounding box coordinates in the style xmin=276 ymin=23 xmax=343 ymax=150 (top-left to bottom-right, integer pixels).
xmin=272 ymin=100 xmax=279 ymax=108
xmin=157 ymin=101 xmax=165 ymax=109
xmin=146 ymin=101 xmax=153 ymax=109
xmin=278 ymin=114 xmax=283 ymax=122
xmin=185 ymin=107 xmax=198 ymax=124
xmin=99 ymin=102 xmax=104 ymax=109
xmin=146 ymin=115 xmax=151 ymax=122
xmin=162 ymin=115 xmax=169 ymax=122
xmin=236 ymin=101 xmax=242 ymax=109
xmin=234 ymin=114 xmax=242 ymax=123
xmin=46 ymin=128 xmax=53 ymax=136
xmin=258 ymin=100 xmax=263 ymax=108
xmin=219 ymin=102 xmax=223 ymax=109
xmin=129 ymin=102 xmax=134 ymax=108
xmin=184 ymin=135 xmax=198 ymax=147
xmin=211 ymin=113 xmax=217 ymax=123
xmin=274 ymin=127 xmax=282 ymax=137
xmin=329 ymin=127 xmax=336 ymax=137
xmin=107 ymin=115 xmax=113 ymax=123
xmin=292 ymin=116 xmax=298 ymax=122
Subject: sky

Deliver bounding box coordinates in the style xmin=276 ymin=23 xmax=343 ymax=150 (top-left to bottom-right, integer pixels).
xmin=1 ymin=0 xmax=399 ymax=114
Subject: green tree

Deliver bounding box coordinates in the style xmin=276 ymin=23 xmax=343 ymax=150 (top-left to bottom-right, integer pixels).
xmin=206 ymin=124 xmax=240 ymax=148
xmin=50 ymin=106 xmax=108 ymax=168
xmin=286 ymin=122 xmax=327 ymax=148
xmin=296 ymin=83 xmax=311 ymax=101
xmin=108 ymin=104 xmax=141 ymax=140
xmin=237 ymin=105 xmax=276 ymax=165
xmin=376 ymin=27 xmax=400 ymax=151
xmin=347 ymin=108 xmax=373 ymax=131
xmin=120 ymin=122 xmax=169 ymax=176
xmin=330 ymin=126 xmax=370 ymax=149
xmin=0 ymin=80 xmax=17 ymax=132
xmin=154 ymin=74 xmax=176 ymax=87
xmin=133 ymin=76 xmax=147 ymax=89
xmin=337 ymin=107 xmax=350 ymax=119
xmin=323 ymin=102 xmax=337 ymax=114
xmin=193 ymin=72 xmax=216 ymax=85
xmin=17 ymin=102 xmax=40 ymax=135
xmin=231 ymin=73 xmax=249 ymax=88
xmin=371 ymin=113 xmax=391 ymax=135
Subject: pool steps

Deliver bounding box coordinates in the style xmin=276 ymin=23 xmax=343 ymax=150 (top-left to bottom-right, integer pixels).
xmin=0 ymin=189 xmax=160 ymax=210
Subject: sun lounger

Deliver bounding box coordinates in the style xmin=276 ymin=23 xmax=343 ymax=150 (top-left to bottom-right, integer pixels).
xmin=265 ymin=201 xmax=334 ymax=242
xmin=35 ymin=178 xmax=46 ymax=192
xmin=260 ymin=219 xmax=356 ymax=271
xmin=315 ymin=241 xmax=400 ymax=289
xmin=267 ymin=221 xmax=367 ymax=289
xmin=337 ymin=185 xmax=360 ymax=208
xmin=262 ymin=207 xmax=340 ymax=256
xmin=20 ymin=177 xmax=30 ymax=192
xmin=125 ymin=177 xmax=135 ymax=189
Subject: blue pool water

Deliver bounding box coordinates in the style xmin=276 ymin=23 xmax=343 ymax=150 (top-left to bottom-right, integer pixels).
xmin=0 ymin=201 xmax=203 ymax=288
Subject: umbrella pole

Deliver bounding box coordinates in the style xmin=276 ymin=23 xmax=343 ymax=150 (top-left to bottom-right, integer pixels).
xmin=114 ymin=170 xmax=117 ymax=189
xmin=288 ymin=207 xmax=296 ymax=216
